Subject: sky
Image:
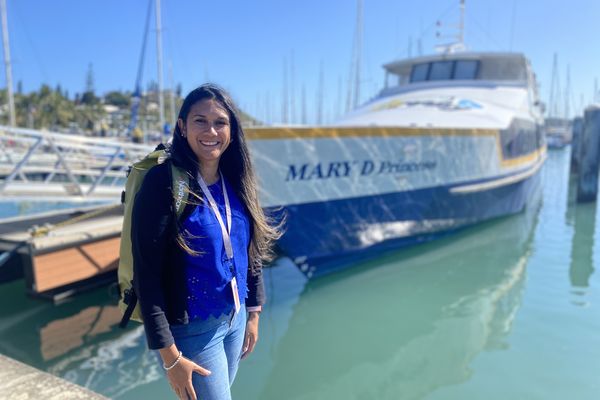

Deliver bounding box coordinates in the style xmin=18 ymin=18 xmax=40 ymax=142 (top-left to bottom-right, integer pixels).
xmin=3 ymin=0 xmax=599 ymax=125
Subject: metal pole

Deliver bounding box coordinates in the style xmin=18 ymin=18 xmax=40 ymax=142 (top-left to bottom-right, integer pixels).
xmin=168 ymin=61 xmax=176 ymax=128
xmin=459 ymin=0 xmax=465 ymax=47
xmin=0 ymin=0 xmax=15 ymax=127
xmin=155 ymin=0 xmax=165 ymax=134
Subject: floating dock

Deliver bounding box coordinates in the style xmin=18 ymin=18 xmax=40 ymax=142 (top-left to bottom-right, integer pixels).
xmin=0 ymin=204 xmax=123 ymax=301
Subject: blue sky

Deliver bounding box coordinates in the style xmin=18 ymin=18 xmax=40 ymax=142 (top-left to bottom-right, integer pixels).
xmin=4 ymin=0 xmax=599 ymax=124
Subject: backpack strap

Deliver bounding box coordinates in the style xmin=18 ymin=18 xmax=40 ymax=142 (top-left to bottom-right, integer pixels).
xmin=169 ymin=162 xmax=189 ymax=219
xmin=119 ymin=287 xmax=137 ymax=328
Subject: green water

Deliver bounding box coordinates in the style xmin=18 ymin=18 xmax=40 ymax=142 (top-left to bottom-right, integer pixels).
xmin=0 ymin=149 xmax=599 ymax=399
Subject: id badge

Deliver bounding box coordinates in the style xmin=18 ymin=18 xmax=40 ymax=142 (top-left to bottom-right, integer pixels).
xmin=231 ymin=277 xmax=241 ymax=315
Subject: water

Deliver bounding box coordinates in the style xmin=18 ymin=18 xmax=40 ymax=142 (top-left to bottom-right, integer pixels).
xmin=0 ymin=200 xmax=108 ymax=219
xmin=0 ymin=149 xmax=599 ymax=399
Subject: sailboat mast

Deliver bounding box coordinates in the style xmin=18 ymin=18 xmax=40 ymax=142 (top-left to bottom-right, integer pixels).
xmin=282 ymin=57 xmax=288 ymax=124
xmin=168 ymin=61 xmax=176 ymax=127
xmin=155 ymin=0 xmax=165 ymax=132
xmin=565 ymin=64 xmax=571 ymax=120
xmin=459 ymin=0 xmax=465 ymax=48
xmin=353 ymin=0 xmax=363 ymax=109
xmin=0 ymin=0 xmax=15 ymax=127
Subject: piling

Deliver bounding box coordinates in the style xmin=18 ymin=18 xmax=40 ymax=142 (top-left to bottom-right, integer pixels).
xmin=0 ymin=353 xmax=108 ymax=399
xmin=576 ymin=105 xmax=600 ymax=202
xmin=570 ymin=116 xmax=584 ymax=173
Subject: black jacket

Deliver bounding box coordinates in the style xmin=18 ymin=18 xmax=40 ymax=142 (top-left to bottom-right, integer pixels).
xmin=131 ymin=162 xmax=265 ymax=350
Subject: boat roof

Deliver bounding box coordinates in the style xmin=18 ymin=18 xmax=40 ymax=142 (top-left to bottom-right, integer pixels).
xmin=383 ymin=52 xmax=528 ymax=76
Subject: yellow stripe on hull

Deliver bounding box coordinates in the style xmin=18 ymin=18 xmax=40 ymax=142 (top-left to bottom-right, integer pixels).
xmin=500 ymin=146 xmax=547 ymax=168
xmin=246 ymin=126 xmax=499 ymax=140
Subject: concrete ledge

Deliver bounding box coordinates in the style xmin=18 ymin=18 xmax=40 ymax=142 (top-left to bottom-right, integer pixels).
xmin=0 ymin=353 xmax=108 ymax=399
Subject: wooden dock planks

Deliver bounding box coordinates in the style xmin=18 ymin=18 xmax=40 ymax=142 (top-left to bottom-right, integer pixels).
xmin=31 ymin=236 xmax=120 ymax=293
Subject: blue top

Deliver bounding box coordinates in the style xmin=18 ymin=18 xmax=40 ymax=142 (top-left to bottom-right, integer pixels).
xmin=181 ymin=176 xmax=250 ymax=320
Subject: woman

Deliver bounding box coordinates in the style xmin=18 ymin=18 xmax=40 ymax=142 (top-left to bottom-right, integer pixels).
xmin=131 ymin=84 xmax=281 ymax=400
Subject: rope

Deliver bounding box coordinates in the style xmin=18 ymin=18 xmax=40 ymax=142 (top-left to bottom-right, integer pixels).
xmin=29 ymin=203 xmax=122 ymax=238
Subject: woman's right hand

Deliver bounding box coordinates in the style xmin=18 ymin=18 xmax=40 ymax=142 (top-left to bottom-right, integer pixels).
xmin=166 ymin=356 xmax=211 ymax=400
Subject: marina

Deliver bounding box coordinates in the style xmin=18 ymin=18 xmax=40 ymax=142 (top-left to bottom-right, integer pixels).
xmin=0 ymin=149 xmax=599 ymax=399
xmin=0 ymin=0 xmax=599 ymax=398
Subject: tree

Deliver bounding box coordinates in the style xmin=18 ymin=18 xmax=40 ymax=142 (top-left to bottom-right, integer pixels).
xmin=81 ymin=91 xmax=99 ymax=105
xmin=85 ymin=63 xmax=95 ymax=93
xmin=81 ymin=63 xmax=99 ymax=105
xmin=104 ymin=91 xmax=130 ymax=107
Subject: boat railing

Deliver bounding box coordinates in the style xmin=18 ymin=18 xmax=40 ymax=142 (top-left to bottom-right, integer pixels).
xmin=0 ymin=125 xmax=154 ymax=201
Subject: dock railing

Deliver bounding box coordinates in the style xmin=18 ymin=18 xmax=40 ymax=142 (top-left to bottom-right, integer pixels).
xmin=0 ymin=126 xmax=154 ymax=201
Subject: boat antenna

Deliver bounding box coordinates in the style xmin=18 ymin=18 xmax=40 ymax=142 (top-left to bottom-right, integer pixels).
xmin=0 ymin=0 xmax=15 ymax=126
xmin=435 ymin=0 xmax=466 ymax=54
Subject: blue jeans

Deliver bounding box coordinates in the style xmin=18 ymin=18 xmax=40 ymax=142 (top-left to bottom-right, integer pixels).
xmin=161 ymin=305 xmax=247 ymax=400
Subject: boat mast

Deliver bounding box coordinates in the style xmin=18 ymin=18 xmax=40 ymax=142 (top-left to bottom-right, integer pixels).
xmin=168 ymin=61 xmax=176 ymax=127
xmin=345 ymin=0 xmax=363 ymax=113
xmin=282 ymin=57 xmax=288 ymax=124
xmin=155 ymin=0 xmax=165 ymax=133
xmin=353 ymin=0 xmax=363 ymax=109
xmin=0 ymin=0 xmax=15 ymax=127
xmin=458 ymin=0 xmax=465 ymax=49
xmin=290 ymin=51 xmax=296 ymax=124
xmin=548 ymin=53 xmax=561 ymax=118
xmin=316 ymin=60 xmax=324 ymax=124
xmin=565 ymin=64 xmax=571 ymax=120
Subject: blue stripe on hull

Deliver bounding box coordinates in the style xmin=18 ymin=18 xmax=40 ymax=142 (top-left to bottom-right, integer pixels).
xmin=269 ymin=168 xmax=542 ymax=278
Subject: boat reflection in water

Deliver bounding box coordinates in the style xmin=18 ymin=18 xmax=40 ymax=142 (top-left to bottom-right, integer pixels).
xmin=234 ymin=189 xmax=541 ymax=400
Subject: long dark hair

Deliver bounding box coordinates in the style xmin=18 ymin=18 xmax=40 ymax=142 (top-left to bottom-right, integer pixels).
xmin=169 ymin=83 xmax=282 ymax=271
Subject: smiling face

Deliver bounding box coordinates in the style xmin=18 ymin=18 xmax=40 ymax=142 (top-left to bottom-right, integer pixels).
xmin=178 ymin=98 xmax=232 ymax=167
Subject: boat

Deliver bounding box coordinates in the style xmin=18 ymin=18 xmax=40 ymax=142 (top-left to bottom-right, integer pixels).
xmin=247 ymin=52 xmax=545 ymax=278
xmin=545 ymin=118 xmax=572 ymax=149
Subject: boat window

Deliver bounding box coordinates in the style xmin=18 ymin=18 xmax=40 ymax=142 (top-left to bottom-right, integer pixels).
xmin=429 ymin=61 xmax=454 ymax=80
xmin=410 ymin=63 xmax=429 ymax=82
xmin=454 ymin=60 xmax=479 ymax=79
xmin=403 ymin=56 xmax=526 ymax=85
xmin=479 ymin=58 xmax=527 ymax=81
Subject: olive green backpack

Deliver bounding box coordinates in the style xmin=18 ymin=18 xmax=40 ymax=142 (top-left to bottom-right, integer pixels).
xmin=118 ymin=146 xmax=189 ymax=328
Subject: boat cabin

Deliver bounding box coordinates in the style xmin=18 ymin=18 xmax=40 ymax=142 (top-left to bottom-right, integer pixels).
xmin=382 ymin=52 xmax=533 ymax=90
